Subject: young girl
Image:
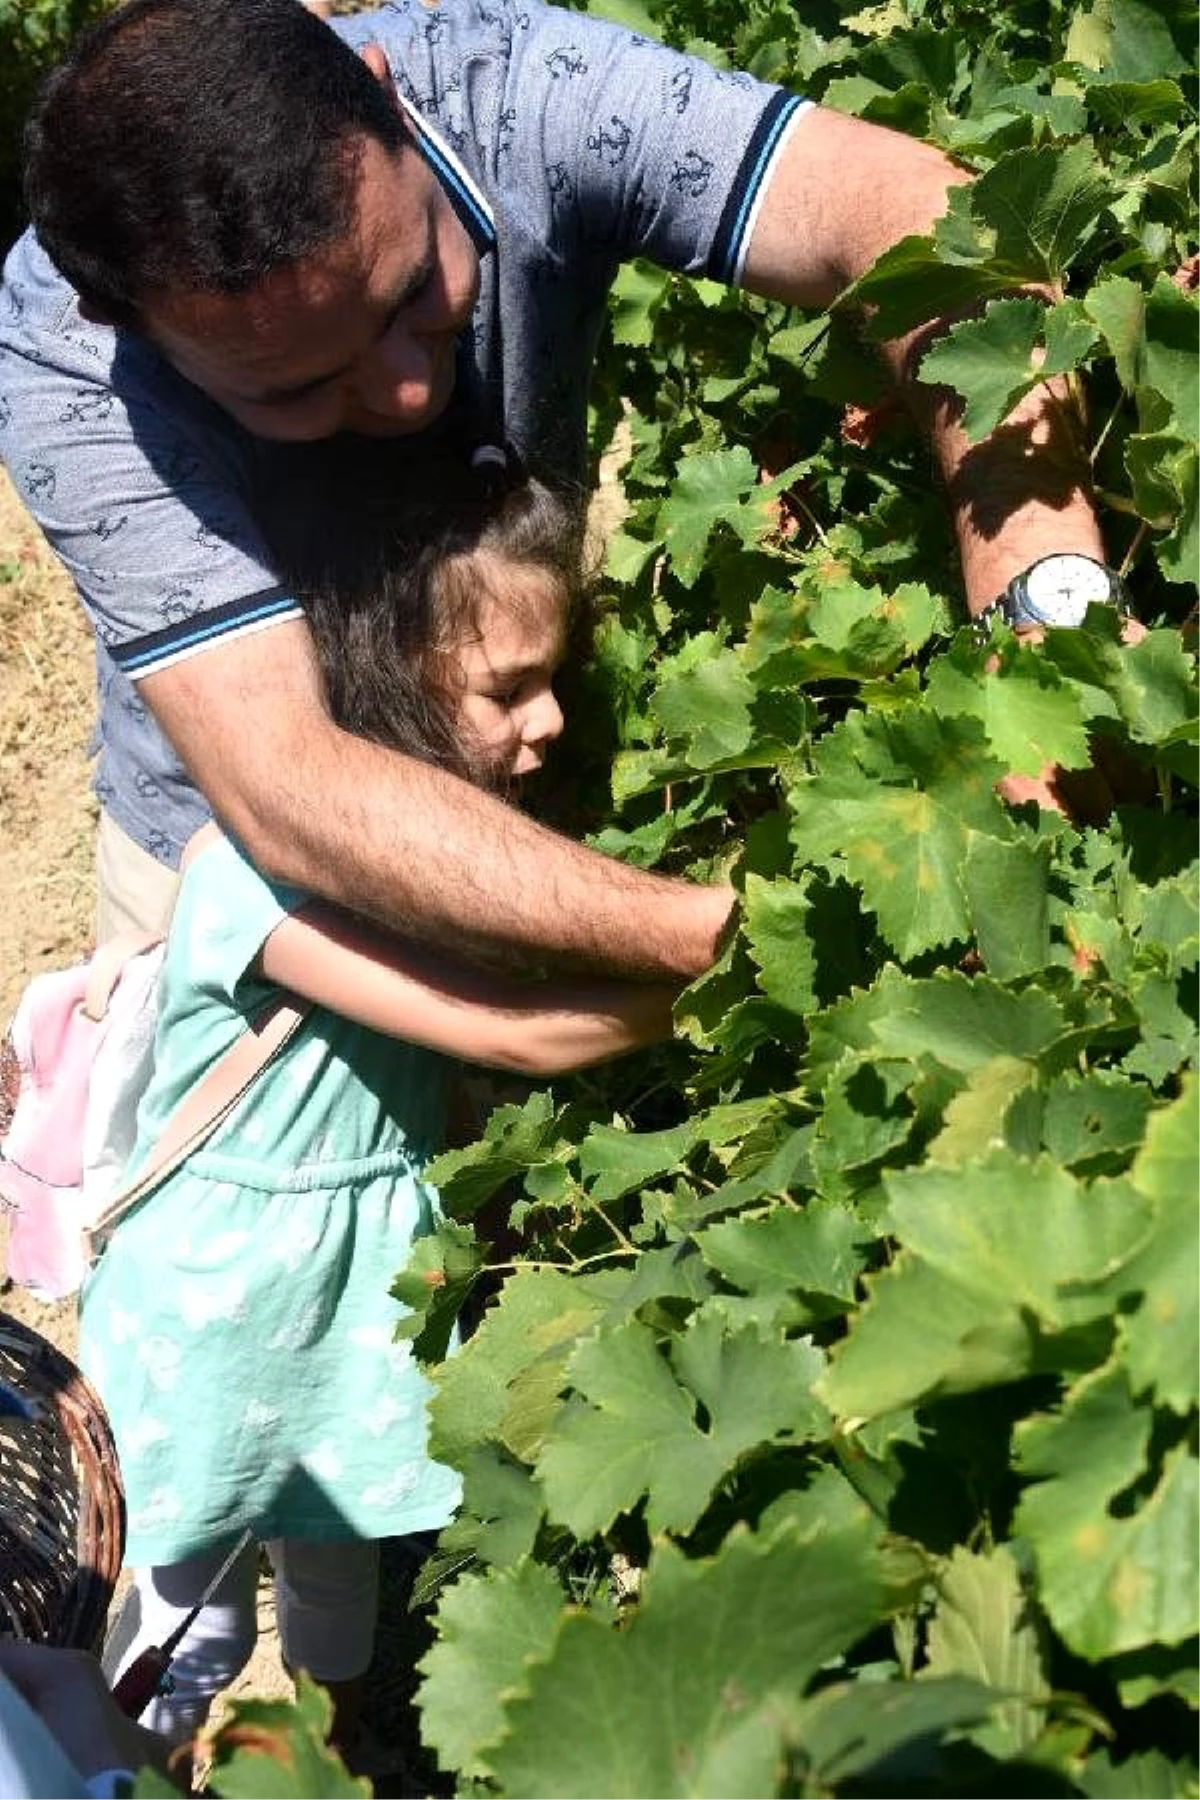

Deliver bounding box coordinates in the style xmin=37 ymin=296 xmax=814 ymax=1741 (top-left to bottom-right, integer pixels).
xmin=80 ymin=435 xmax=718 ymax=1753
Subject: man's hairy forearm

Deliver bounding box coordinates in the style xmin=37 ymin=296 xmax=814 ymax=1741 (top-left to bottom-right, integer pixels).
xmin=907 ymin=371 xmax=1106 ymax=615
xmin=146 ymin=637 xmax=732 ymax=981
xmin=260 ymin=736 xmax=731 ymax=980
xmin=746 ymin=108 xmax=1107 ymax=613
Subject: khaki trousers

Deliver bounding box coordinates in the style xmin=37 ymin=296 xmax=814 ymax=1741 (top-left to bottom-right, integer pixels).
xmin=95 ymin=810 xmax=181 ymax=942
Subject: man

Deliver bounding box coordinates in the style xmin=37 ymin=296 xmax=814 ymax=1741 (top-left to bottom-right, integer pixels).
xmin=0 ymin=0 xmax=1113 ymax=963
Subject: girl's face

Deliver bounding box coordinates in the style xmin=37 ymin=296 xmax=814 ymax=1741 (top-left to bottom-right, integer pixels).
xmin=455 ymin=560 xmax=567 ymax=783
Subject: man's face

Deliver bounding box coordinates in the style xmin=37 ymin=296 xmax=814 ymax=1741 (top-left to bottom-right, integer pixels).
xmin=140 ymin=136 xmax=480 ymax=441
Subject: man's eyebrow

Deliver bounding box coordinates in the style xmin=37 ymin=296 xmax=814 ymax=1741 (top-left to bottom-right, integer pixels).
xmin=240 ymin=256 xmax=436 ymax=406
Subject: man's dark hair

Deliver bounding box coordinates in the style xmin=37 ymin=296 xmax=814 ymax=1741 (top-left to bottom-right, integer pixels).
xmin=254 ymin=435 xmax=592 ymax=791
xmin=24 ymin=0 xmax=407 ymax=328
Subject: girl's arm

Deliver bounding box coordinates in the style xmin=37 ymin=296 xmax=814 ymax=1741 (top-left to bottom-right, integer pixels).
xmin=257 ymin=898 xmax=693 ymax=1074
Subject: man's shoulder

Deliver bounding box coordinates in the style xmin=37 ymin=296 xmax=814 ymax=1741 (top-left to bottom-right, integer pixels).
xmin=331 ymin=0 xmax=647 ymax=85
xmin=1 ymin=229 xmax=113 ymax=375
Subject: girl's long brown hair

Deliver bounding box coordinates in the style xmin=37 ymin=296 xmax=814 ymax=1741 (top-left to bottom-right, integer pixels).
xmin=253 ymin=432 xmax=588 ymax=786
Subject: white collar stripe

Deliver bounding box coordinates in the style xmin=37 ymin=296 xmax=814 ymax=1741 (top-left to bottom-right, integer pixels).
xmin=401 ymin=101 xmax=496 ymax=251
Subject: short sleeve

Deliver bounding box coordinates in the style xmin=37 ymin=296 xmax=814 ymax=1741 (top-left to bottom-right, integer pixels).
xmin=165 ymin=835 xmax=307 ymax=1021
xmin=0 ymin=234 xmax=302 ymax=681
xmin=499 ymin=3 xmax=809 ymax=283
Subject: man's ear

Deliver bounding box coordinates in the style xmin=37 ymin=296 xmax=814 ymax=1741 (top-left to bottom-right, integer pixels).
xmin=359 ymin=42 xmax=402 ymax=111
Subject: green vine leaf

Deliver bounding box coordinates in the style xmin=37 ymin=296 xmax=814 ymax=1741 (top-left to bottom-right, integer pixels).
xmin=486 ymin=1521 xmax=895 ymax=1798
xmin=537 ymin=1313 xmax=829 ymax=1537
xmin=920 ymin=296 xmax=1098 ymax=441
xmin=416 ymin=1560 xmax=565 ymax=1779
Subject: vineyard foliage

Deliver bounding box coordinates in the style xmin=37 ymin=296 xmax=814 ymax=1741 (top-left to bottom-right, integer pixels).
xmin=0 ymin=0 xmax=116 ymax=251
xmin=144 ymin=0 xmax=1197 ymax=1795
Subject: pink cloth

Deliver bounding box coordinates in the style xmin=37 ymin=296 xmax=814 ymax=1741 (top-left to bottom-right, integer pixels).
xmin=2 ymin=965 xmax=104 ymax=1297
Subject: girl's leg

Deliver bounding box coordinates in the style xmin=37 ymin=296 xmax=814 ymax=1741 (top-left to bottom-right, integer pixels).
xmin=266 ymin=1538 xmax=380 ymax=1751
xmin=114 ymin=1541 xmax=260 ymax=1747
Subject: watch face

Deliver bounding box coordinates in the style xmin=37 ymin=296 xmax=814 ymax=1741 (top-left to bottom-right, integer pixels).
xmin=1019 ymin=554 xmax=1114 ymax=626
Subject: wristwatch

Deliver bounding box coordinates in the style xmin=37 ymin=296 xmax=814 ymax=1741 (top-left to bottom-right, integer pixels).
xmin=979 ymin=553 xmax=1128 ymax=632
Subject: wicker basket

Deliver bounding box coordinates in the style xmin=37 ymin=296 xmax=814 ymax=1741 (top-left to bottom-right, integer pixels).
xmin=0 ymin=1311 xmax=125 ymax=1652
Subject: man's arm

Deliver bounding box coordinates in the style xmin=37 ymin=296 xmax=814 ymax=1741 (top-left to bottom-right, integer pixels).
xmin=143 ymin=620 xmax=733 ymax=980
xmin=740 ymin=106 xmax=1107 ymax=616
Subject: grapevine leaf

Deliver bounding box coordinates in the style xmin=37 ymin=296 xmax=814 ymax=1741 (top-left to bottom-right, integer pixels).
xmin=1103 ymin=1075 xmax=1200 ymax=1412
xmin=806 ymin=962 xmax=919 ymax=1086
xmin=1014 ymin=1362 xmax=1199 ymax=1658
xmin=695 ymin=1199 xmax=868 ymax=1314
xmin=818 ymin=1254 xmax=1036 ymax=1421
xmin=654 ymin=447 xmax=778 ymax=586
xmin=1067 ymin=0 xmax=1192 ymax=83
xmin=1081 ymin=1747 xmax=1200 ymax=1798
xmin=537 ymin=1315 xmax=828 ymax=1537
xmin=852 ymin=145 xmax=1116 ymax=337
xmin=742 ymin=873 xmax=818 ymax=1014
xmin=869 ymin=970 xmax=1070 ymax=1072
xmin=882 ymin=1149 xmax=1155 ymax=1322
xmin=650 ymin=649 xmax=756 ymax=766
xmin=965 ymin=141 xmax=1116 ymax=283
xmin=608 ymin=259 xmax=670 ymax=348
xmin=819 ymin=1149 xmax=1160 ymax=1420
xmin=1084 ymin=273 xmax=1146 ymax=391
xmin=811 ymin=1057 xmax=916 ymax=1185
xmin=202 ymin=1677 xmax=365 ymax=1798
xmin=391 ymin=1219 xmax=484 ymax=1361
xmin=578 ymin=1100 xmax=776 ymax=1204
xmin=1122 ymin=969 xmax=1198 ymax=1084
xmin=1125 ymin=429 xmax=1192 ymax=524
xmin=1108 ymin=1640 xmax=1200 ymax=1712
xmin=784 ymin=1677 xmax=1001 ymax=1791
xmin=1085 ymin=79 xmax=1187 ymax=129
xmin=920 ymin=297 xmax=1097 ymax=442
xmin=790 ymin=713 xmax=1011 ymax=959
xmin=927 ymin=1055 xmax=1038 ymax=1166
xmin=1040 ymin=625 xmax=1198 ymax=748
xmin=429 ymin=1267 xmax=610 ymax=1466
xmin=926 ymin=642 xmax=1092 ymax=775
xmin=487 ymin=1523 xmax=893 ymax=1798
xmin=576 ymin=1118 xmax=701 ymax=1202
xmin=416 ymin=1560 xmax=565 ymax=1778
xmin=451 ymin=1445 xmax=546 ymax=1569
xmin=1040 ymin=1072 xmax=1154 ymax=1173
xmin=923 ymin=1545 xmax=1049 ymax=1758
xmin=962 ymin=835 xmax=1052 ymax=978
xmin=425 ymin=1091 xmax=573 ymax=1217
xmin=1143 ymin=275 xmax=1200 ymax=437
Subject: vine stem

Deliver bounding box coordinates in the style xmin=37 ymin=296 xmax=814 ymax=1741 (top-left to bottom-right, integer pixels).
xmin=590 ymin=1197 xmax=639 ymax=1254
xmin=1118 ymin=519 xmax=1150 ymax=579
xmin=1089 ymin=392 xmax=1125 ymax=468
xmin=484 ymin=1247 xmax=637 ymax=1275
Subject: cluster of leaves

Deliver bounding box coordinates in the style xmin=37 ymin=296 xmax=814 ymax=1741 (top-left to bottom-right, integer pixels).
xmin=393 ymin=0 xmax=1197 ymax=1795
xmin=0 ymin=0 xmax=117 ymax=252
xmin=134 ymin=1676 xmax=368 ymax=1800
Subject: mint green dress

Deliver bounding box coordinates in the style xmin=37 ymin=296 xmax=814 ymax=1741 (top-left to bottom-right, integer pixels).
xmin=80 ymin=836 xmax=461 ymax=1565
